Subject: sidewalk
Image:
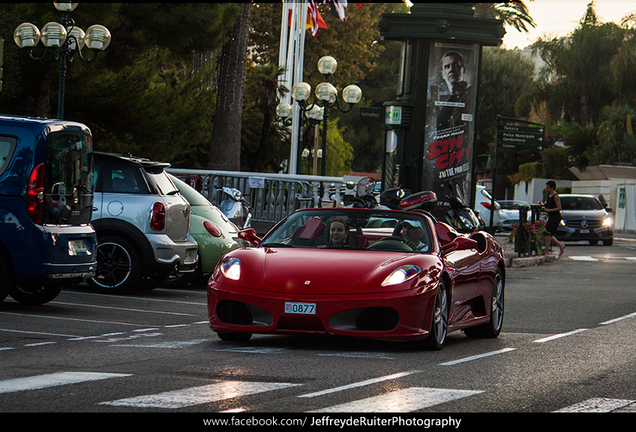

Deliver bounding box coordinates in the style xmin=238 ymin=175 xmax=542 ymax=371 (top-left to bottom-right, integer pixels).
xmin=495 ymin=230 xmax=636 ymax=268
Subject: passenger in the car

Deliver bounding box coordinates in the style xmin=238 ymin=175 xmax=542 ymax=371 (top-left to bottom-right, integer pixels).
xmin=319 ymin=217 xmax=351 ymax=248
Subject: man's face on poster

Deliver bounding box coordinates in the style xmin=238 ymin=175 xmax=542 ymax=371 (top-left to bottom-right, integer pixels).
xmin=441 ymin=53 xmax=465 ymax=88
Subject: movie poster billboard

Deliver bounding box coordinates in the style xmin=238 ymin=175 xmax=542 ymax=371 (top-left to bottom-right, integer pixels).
xmin=423 ymin=41 xmax=479 ymax=205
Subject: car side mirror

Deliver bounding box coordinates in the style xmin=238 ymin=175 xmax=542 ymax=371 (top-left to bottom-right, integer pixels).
xmin=441 ymin=236 xmax=479 ymax=254
xmin=238 ymin=228 xmax=261 ymax=246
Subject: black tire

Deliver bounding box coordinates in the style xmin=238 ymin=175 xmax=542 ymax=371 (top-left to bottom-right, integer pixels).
xmin=9 ymin=283 xmax=62 ymax=305
xmin=88 ymin=235 xmax=142 ymax=294
xmin=217 ymin=332 xmax=252 ymax=342
xmin=589 ymin=239 xmax=599 ymax=245
xmin=603 ymin=238 xmax=613 ymax=246
xmin=423 ymin=279 xmax=448 ymax=350
xmin=465 ymin=268 xmax=505 ymax=338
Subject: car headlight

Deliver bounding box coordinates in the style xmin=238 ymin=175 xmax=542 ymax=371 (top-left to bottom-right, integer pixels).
xmin=381 ymin=265 xmax=422 ymax=286
xmin=220 ymin=257 xmax=241 ymax=280
xmin=603 ymin=217 xmax=613 ymax=227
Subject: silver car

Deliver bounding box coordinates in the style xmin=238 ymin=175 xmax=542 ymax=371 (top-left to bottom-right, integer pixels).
xmin=89 ymin=152 xmax=198 ymax=294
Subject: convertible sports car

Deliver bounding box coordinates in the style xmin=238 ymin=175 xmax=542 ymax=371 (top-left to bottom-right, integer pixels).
xmin=207 ymin=207 xmax=505 ymax=350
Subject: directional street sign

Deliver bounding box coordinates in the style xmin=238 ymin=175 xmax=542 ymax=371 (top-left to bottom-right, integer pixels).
xmin=497 ymin=120 xmax=545 ymax=150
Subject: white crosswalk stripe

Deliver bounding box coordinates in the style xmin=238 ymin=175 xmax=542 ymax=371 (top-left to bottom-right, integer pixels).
xmin=310 ymin=387 xmax=484 ymax=413
xmin=0 ymin=372 xmax=131 ymax=394
xmin=555 ymin=397 xmax=636 ymax=413
xmin=100 ymin=380 xmax=301 ymax=409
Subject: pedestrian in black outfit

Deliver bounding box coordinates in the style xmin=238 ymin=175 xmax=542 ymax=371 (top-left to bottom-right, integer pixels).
xmin=543 ymin=180 xmax=566 ymax=256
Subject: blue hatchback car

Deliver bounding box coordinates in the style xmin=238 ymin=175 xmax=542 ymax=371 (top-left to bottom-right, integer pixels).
xmin=0 ymin=115 xmax=97 ymax=304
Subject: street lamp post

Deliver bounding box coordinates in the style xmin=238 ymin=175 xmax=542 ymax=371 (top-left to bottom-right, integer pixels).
xmin=277 ymin=100 xmax=323 ymax=175
xmin=13 ymin=1 xmax=111 ymax=119
xmin=288 ymin=56 xmax=362 ymax=177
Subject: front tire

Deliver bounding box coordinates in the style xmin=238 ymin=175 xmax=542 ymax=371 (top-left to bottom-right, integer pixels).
xmin=465 ymin=268 xmax=504 ymax=338
xmin=88 ymin=235 xmax=142 ymax=294
xmin=424 ymin=280 xmax=448 ymax=350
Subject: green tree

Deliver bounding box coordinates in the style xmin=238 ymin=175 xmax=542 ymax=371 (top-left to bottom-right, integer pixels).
xmin=241 ymin=63 xmax=289 ymax=173
xmin=532 ymin=3 xmax=625 ymax=126
xmin=0 ymin=3 xmax=239 ymax=166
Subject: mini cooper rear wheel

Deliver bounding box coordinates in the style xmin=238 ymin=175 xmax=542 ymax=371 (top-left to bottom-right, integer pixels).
xmin=424 ymin=279 xmax=448 ymax=350
xmin=465 ymin=268 xmax=504 ymax=338
xmin=88 ymin=235 xmax=142 ymax=294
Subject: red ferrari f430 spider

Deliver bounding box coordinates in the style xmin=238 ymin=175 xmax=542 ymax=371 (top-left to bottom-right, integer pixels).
xmin=207 ymin=207 xmax=505 ymax=350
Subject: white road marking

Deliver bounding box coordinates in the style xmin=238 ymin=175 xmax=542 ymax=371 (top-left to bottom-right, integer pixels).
xmin=569 ymin=256 xmax=597 ymax=261
xmin=298 ymin=371 xmax=422 ymax=398
xmin=555 ymin=398 xmax=636 ymax=413
xmin=438 ymin=348 xmax=516 ymax=366
xmin=0 ymin=372 xmax=131 ymax=394
xmin=310 ymin=387 xmax=483 ymax=412
xmin=599 ymin=312 xmax=636 ymax=325
xmin=109 ymin=339 xmax=209 ymax=349
xmin=317 ymin=352 xmax=395 ymax=360
xmin=24 ymin=342 xmax=57 ymax=347
xmin=533 ymin=329 xmax=588 ymax=343
xmin=100 ymin=381 xmax=300 ymax=409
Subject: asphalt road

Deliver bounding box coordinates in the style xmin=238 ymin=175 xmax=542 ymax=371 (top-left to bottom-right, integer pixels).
xmin=1 ymin=236 xmax=636 ymax=426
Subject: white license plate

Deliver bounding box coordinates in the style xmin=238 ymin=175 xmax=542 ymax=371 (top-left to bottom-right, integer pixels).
xmin=68 ymin=239 xmax=90 ymax=256
xmin=285 ymin=302 xmax=316 ymax=315
xmin=580 ymin=229 xmax=590 ymax=234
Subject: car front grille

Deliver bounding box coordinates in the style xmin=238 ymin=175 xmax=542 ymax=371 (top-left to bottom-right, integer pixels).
xmin=565 ymin=218 xmax=602 ymax=229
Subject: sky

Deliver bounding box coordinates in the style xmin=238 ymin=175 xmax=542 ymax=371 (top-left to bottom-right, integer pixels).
xmin=501 ymin=0 xmax=636 ymax=49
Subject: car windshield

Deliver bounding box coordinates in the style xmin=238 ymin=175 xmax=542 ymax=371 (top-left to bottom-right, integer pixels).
xmin=560 ymin=196 xmax=603 ymax=210
xmin=169 ymin=175 xmax=210 ymax=206
xmin=260 ymin=208 xmax=433 ymax=253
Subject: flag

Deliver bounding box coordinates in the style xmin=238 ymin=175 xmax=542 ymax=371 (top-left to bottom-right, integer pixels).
xmin=288 ymin=1 xmax=328 ymax=37
xmin=308 ymin=0 xmax=328 ymax=36
xmin=326 ymin=0 xmax=347 ymax=22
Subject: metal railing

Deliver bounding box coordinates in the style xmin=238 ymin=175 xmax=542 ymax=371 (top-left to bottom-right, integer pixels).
xmin=167 ymin=168 xmax=348 ymax=232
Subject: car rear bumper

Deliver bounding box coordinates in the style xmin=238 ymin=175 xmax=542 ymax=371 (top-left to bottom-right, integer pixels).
xmin=147 ymin=233 xmax=199 ymax=274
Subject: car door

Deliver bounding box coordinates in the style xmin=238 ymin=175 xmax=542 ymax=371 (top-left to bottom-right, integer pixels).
xmin=443 ymin=246 xmax=481 ymax=325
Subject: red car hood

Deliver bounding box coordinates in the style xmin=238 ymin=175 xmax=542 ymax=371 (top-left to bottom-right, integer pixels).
xmin=226 ymin=247 xmax=439 ymax=295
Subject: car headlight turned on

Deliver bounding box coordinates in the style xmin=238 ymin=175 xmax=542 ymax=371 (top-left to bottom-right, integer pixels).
xmin=220 ymin=257 xmax=241 ymax=280
xmin=381 ymin=265 xmax=422 ymax=286
xmin=603 ymin=217 xmax=613 ymax=227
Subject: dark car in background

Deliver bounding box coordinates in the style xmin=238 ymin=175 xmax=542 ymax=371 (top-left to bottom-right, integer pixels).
xmin=0 ymin=115 xmax=96 ymax=305
xmin=556 ymin=194 xmax=613 ymax=245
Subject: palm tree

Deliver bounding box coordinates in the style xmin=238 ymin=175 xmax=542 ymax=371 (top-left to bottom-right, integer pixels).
xmin=209 ymin=3 xmax=252 ymax=171
xmin=474 ymin=1 xmax=536 ymax=33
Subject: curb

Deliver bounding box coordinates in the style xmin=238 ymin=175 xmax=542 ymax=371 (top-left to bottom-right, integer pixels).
xmin=494 ymin=235 xmax=561 ymax=268
xmin=504 ymin=250 xmax=559 ymax=268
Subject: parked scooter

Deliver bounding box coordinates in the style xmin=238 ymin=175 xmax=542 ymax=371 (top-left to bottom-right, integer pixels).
xmin=219 ymin=186 xmax=252 ymax=229
xmin=343 ymin=177 xmax=390 ymax=209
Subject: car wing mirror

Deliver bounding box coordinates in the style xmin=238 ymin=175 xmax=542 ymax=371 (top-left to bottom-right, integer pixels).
xmin=238 ymin=228 xmax=261 ymax=246
xmin=441 ymin=236 xmax=479 ymax=254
